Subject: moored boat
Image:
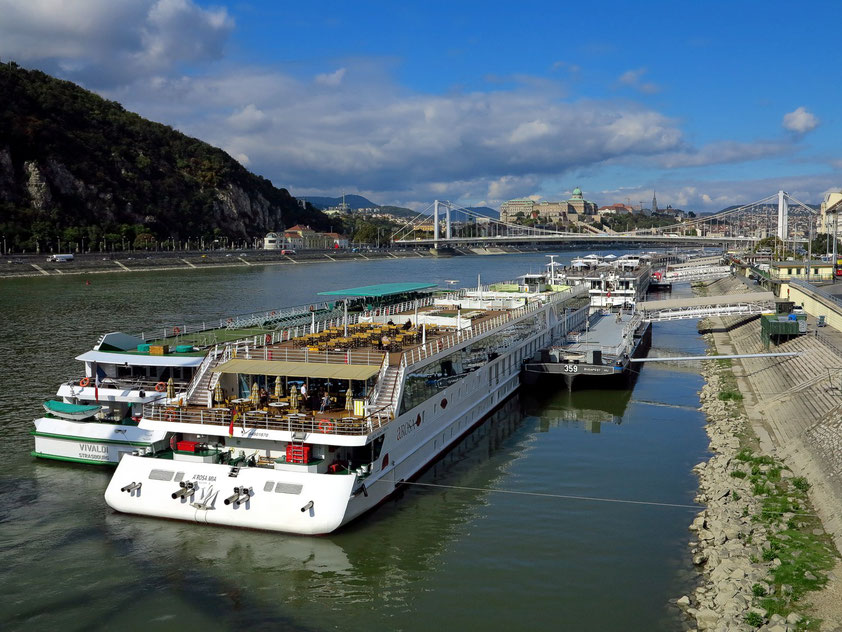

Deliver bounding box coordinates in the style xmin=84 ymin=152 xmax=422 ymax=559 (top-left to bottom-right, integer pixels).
xmin=104 ymin=277 xmax=591 ymax=534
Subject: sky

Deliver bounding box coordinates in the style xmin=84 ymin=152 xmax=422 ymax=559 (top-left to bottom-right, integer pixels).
xmin=1 ymin=0 xmax=841 ymax=213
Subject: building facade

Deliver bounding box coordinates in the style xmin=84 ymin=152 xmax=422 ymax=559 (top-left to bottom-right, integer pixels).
xmin=499 ymin=188 xmax=598 ymax=225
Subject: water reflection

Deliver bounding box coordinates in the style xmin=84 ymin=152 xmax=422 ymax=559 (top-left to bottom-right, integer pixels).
xmin=522 ymin=388 xmax=633 ymax=433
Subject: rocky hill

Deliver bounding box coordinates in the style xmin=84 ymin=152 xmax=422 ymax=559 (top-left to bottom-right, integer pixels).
xmin=0 ymin=62 xmax=331 ymax=251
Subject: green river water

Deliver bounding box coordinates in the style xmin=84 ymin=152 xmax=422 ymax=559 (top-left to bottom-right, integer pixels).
xmin=0 ymin=252 xmax=709 ymax=631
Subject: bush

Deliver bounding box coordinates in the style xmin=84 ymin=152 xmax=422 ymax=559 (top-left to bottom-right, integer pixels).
xmin=744 ymin=611 xmax=764 ymax=627
xmin=731 ymin=470 xmax=747 ymax=479
xmin=792 ymin=477 xmax=810 ymax=492
xmin=719 ymin=389 xmax=744 ymax=402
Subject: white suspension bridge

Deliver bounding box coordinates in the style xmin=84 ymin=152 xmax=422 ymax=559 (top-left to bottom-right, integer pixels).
xmin=391 ymin=191 xmax=817 ymax=249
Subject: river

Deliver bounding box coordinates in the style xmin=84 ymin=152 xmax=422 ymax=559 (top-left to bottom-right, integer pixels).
xmin=0 ymin=251 xmax=708 ymax=631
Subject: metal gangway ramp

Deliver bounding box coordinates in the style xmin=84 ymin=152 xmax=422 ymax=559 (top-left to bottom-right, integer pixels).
xmin=638 ymin=292 xmax=776 ymax=322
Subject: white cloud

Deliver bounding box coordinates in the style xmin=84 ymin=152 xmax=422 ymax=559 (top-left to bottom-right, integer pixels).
xmin=0 ymin=0 xmax=233 ymax=87
xmin=109 ymin=67 xmax=686 ymax=206
xmin=227 ymin=104 xmax=270 ymax=133
xmin=657 ymin=139 xmax=792 ymax=169
xmin=782 ymin=106 xmax=819 ymax=134
xmin=618 ymin=67 xmax=660 ymax=94
xmin=315 ymin=67 xmax=347 ymax=87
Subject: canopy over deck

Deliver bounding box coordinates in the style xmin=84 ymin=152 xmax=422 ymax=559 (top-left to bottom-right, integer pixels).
xmin=212 ymin=359 xmax=381 ymax=381
xmin=318 ymin=282 xmax=437 ymax=298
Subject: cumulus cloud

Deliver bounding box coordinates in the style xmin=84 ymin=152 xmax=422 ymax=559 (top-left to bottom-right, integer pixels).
xmin=598 ymin=174 xmax=834 ymax=213
xmin=657 ymin=139 xmax=793 ymax=169
xmin=0 ymin=0 xmax=233 ymax=87
xmin=618 ymin=67 xmax=659 ymax=94
xmin=111 ymin=67 xmax=686 ymax=206
xmin=782 ymin=106 xmax=819 ymax=134
xmin=227 ymin=104 xmax=270 ymax=133
xmin=315 ymin=68 xmax=347 ymax=87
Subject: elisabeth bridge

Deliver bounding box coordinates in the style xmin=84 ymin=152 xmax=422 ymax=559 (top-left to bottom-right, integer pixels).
xmin=391 ymin=190 xmax=817 ymax=249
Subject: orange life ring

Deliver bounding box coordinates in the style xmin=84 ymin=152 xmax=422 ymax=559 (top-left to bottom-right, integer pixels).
xmin=79 ymin=377 xmax=90 ymax=387
xmin=155 ymin=382 xmax=166 ymax=392
xmin=271 ymin=311 xmax=276 ymax=316
xmin=318 ymin=419 xmax=333 ymax=434
xmin=164 ymin=408 xmax=176 ymax=422
xmin=265 ymin=333 xmax=271 ymax=344
xmin=173 ymin=326 xmax=181 ymax=335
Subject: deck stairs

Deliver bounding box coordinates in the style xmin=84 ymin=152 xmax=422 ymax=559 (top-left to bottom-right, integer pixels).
xmin=371 ymin=366 xmax=401 ymax=418
xmin=187 ymin=347 xmax=228 ymax=406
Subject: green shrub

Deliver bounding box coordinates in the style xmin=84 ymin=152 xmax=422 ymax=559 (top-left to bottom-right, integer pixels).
xmin=792 ymin=477 xmax=810 ymax=492
xmin=731 ymin=470 xmax=747 ymax=479
xmin=751 ymin=583 xmax=766 ymax=597
xmin=744 ymin=611 xmax=764 ymax=627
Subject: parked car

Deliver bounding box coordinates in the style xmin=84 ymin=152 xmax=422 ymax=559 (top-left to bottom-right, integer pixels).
xmin=281 ymin=249 xmax=296 ymax=255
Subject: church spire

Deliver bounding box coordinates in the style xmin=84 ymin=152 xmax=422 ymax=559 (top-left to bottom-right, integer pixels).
xmin=652 ymin=189 xmax=658 ymax=214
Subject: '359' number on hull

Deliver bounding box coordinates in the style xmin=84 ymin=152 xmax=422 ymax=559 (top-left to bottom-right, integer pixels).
xmin=563 ymin=364 xmax=578 ymax=373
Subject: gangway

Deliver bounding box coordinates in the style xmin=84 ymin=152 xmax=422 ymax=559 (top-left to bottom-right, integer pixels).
xmin=664 ymin=265 xmax=732 ymax=283
xmin=637 ymin=292 xmax=776 ymax=322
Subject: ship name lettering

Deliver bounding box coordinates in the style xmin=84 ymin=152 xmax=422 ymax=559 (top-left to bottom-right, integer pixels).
xmin=80 ymin=443 xmax=109 ymax=453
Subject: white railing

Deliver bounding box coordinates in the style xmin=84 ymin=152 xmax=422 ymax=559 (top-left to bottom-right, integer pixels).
xmin=143 ymin=402 xmax=393 ymax=436
xmin=185 ymin=345 xmax=219 ymax=402
xmin=227 ymin=344 xmax=384 ymax=366
xmin=367 ymin=353 xmax=391 ymax=409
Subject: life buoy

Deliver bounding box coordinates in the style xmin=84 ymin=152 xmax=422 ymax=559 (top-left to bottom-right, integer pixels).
xmin=173 ymin=326 xmax=181 ymax=335
xmin=164 ymin=408 xmax=176 ymax=422
xmin=155 ymin=382 xmax=166 ymax=392
xmin=79 ymin=377 xmax=90 ymax=387
xmin=265 ymin=333 xmax=271 ymax=344
xmin=271 ymin=311 xmax=276 ymax=316
xmin=318 ymin=419 xmax=333 ymax=434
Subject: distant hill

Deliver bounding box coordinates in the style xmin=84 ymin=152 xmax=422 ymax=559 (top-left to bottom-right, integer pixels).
xmin=0 ymin=62 xmax=330 ymax=251
xmin=302 ymin=194 xmax=377 ymax=210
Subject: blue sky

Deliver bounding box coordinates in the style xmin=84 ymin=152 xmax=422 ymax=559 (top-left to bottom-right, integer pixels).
xmin=1 ymin=0 xmax=840 ymax=212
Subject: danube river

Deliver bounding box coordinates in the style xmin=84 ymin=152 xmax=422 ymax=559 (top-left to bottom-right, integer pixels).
xmin=1 ymin=251 xmax=708 ymax=631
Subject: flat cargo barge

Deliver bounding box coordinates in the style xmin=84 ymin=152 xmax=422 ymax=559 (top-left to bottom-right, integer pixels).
xmin=522 ymin=311 xmax=652 ymax=390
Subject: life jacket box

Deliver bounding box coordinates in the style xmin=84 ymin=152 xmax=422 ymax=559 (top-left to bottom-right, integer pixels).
xmin=286 ymin=444 xmax=310 ymax=464
xmin=177 ymin=440 xmax=200 ymax=452
xmin=149 ymin=345 xmax=169 ymax=355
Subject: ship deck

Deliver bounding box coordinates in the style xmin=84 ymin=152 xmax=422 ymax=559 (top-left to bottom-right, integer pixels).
xmin=563 ymin=312 xmax=638 ymax=358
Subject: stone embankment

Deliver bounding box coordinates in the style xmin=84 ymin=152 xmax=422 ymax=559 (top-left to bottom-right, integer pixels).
xmin=678 ymin=276 xmax=842 ymax=632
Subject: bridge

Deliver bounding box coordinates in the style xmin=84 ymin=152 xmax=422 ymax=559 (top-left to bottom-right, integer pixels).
xmin=637 ymin=292 xmax=776 ymax=322
xmin=391 ymin=191 xmax=815 ymax=248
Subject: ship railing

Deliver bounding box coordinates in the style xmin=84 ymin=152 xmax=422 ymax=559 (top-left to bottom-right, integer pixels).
xmin=143 ymin=403 xmax=393 ymax=436
xmin=65 ymin=376 xmax=189 ymax=392
xmin=366 ymin=353 xmax=391 ymax=409
xmin=402 ymin=287 xmax=580 ymax=369
xmin=226 ymin=344 xmax=385 ymax=366
xmin=185 ymin=345 xmax=220 ymax=402
xmin=372 ymin=295 xmax=438 ymax=317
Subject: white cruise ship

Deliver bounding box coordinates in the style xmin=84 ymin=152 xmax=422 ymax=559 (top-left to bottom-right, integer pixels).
xmin=104 ymin=278 xmax=590 ymax=534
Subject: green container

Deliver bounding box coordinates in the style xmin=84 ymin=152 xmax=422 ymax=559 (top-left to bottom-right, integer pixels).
xmin=175 ymin=345 xmax=193 ymax=353
xmin=137 ymin=344 xmax=151 ymax=353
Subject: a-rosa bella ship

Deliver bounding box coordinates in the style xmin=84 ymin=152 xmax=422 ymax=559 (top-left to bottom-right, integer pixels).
xmin=105 ymin=277 xmax=590 ymax=534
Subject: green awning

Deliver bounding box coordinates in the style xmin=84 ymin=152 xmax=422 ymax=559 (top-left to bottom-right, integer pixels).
xmin=318 ymin=282 xmax=437 ymax=298
xmin=212 ymin=359 xmax=381 ymax=381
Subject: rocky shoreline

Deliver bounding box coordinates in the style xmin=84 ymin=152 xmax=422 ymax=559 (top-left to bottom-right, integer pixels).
xmin=678 ymin=321 xmax=839 ymax=631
